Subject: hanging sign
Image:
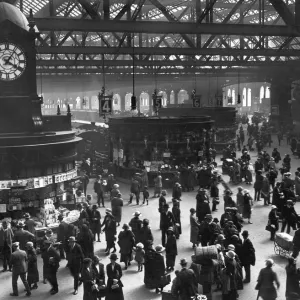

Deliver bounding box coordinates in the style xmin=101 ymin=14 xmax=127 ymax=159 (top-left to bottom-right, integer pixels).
xmin=153 ymin=95 xmax=162 ymax=110
xmin=99 ymin=95 xmax=113 ymax=114
xmin=192 ymin=95 xmax=202 ymax=108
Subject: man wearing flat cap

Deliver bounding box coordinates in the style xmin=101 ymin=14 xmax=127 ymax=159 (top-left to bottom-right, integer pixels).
xmin=10 ymin=242 xmax=31 ymax=297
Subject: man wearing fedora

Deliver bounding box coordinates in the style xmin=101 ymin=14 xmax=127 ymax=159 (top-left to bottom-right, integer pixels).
xmin=14 ymin=222 xmax=35 ymax=251
xmin=67 ymin=236 xmax=84 ymax=295
xmin=160 ymin=204 xmax=175 ymax=247
xmin=129 ymin=211 xmax=143 ymax=244
xmin=0 ymin=220 xmax=14 ymax=272
xmin=172 ymin=258 xmax=197 ymax=300
xmin=106 ymin=253 xmax=124 ymax=300
xmin=57 ymin=215 xmax=69 ymax=259
xmin=41 ymin=240 xmax=60 ymax=295
xmin=240 ymin=230 xmax=256 ymax=284
xmin=199 ymin=214 xmax=213 ymax=247
xmin=10 ymin=241 xmax=31 ymax=297
xmin=165 ymin=227 xmax=177 ymax=272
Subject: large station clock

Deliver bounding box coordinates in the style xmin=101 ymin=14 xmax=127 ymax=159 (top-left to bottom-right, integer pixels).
xmin=0 ymin=43 xmax=27 ymax=81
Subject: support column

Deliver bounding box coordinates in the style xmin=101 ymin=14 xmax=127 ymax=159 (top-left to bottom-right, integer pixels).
xmin=119 ymin=91 xmax=126 ymax=112
xmin=174 ymin=89 xmax=180 ymax=106
xmin=270 ymin=77 xmax=292 ymax=128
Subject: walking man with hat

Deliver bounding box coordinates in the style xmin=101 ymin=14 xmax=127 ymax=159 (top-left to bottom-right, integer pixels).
xmin=129 ymin=211 xmax=143 ymax=245
xmin=240 ymin=230 xmax=256 ymax=284
xmin=41 ymin=240 xmax=60 ymax=295
xmin=67 ymin=236 xmax=84 ymax=295
xmin=24 ymin=214 xmax=37 ymax=235
xmin=94 ymin=175 xmax=105 ymax=207
xmin=171 ymin=258 xmax=197 ymax=300
xmin=14 ymin=222 xmax=35 ymax=251
xmin=57 ymin=215 xmax=69 ymax=259
xmin=10 ymin=241 xmax=31 ymax=297
xmin=160 ymin=204 xmax=175 ymax=247
xmin=165 ymin=227 xmax=177 ymax=272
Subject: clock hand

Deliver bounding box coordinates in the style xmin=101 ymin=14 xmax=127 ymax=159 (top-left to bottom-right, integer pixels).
xmin=4 ymin=60 xmax=18 ymax=68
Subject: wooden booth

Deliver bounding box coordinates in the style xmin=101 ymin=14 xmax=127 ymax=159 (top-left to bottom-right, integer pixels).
xmin=108 ymin=116 xmax=214 ymax=186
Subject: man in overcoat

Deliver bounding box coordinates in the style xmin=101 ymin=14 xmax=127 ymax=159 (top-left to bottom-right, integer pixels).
xmin=240 ymin=230 xmax=256 ymax=283
xmin=10 ymin=242 xmax=31 ymax=297
xmin=0 ymin=220 xmax=13 ymax=272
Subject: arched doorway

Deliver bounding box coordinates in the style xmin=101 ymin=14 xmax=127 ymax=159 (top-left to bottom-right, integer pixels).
xmin=140 ymin=92 xmax=149 ymax=112
xmin=113 ymin=94 xmax=121 ymax=111
xmin=260 ymin=86 xmax=265 ymax=103
xmin=158 ymin=91 xmax=167 ymax=107
xmin=242 ymin=88 xmax=247 ymax=106
xmin=178 ymin=89 xmax=189 ymax=104
xmin=91 ymin=95 xmax=99 ymax=110
xmin=247 ymin=88 xmax=252 ymax=107
xmin=170 ymin=91 xmax=175 ymax=104
xmin=125 ymin=93 xmax=132 ymax=111
xmin=265 ymin=86 xmax=270 ymax=98
xmin=232 ymin=89 xmax=236 ymax=105
xmin=75 ymin=96 xmax=81 ymax=109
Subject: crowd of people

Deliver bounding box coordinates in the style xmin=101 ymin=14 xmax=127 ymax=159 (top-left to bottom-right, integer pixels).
xmin=2 ymin=119 xmax=300 ymax=300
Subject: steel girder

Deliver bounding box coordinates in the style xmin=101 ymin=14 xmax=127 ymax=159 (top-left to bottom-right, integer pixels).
xmin=33 ymin=18 xmax=300 ymax=36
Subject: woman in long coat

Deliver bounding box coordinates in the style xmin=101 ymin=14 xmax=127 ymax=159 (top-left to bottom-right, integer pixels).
xmin=81 ymin=258 xmax=97 ymax=300
xmin=190 ymin=208 xmax=200 ymax=248
xmin=257 ymin=259 xmax=280 ymax=300
xmin=77 ymin=224 xmax=94 ymax=258
xmin=117 ymin=224 xmax=135 ymax=269
xmin=165 ymin=228 xmax=177 ymax=271
xmin=111 ymin=193 xmax=123 ymax=226
xmin=242 ymin=190 xmax=253 ymax=224
xmin=285 ymin=257 xmax=300 ymax=299
xmin=236 ymin=187 xmax=244 ymax=215
xmin=139 ymin=219 xmax=153 ymax=249
xmin=101 ymin=209 xmax=117 ymax=254
xmin=90 ymin=205 xmax=101 ymax=242
xmin=26 ymin=242 xmax=39 ymax=290
xmin=141 ymin=168 xmax=149 ymax=188
xmin=144 ymin=242 xmax=157 ymax=288
xmin=153 ymin=245 xmax=166 ymax=294
xmin=110 ymin=184 xmax=120 ymax=200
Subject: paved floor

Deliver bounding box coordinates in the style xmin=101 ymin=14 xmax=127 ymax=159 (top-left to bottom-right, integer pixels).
xmin=0 ymin=133 xmax=298 ymax=300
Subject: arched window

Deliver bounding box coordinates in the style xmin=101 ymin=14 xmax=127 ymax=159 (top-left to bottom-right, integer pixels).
xmin=260 ymin=86 xmax=265 ymax=103
xmin=265 ymin=86 xmax=270 ymax=98
xmin=170 ymin=91 xmax=175 ymax=104
xmin=247 ymin=88 xmax=252 ymax=107
xmin=232 ymin=89 xmax=236 ymax=105
xmin=227 ymin=89 xmax=232 ymax=97
xmin=242 ymin=88 xmax=247 ymax=106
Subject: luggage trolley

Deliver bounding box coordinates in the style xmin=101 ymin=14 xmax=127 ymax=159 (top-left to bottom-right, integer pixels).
xmin=274 ymin=232 xmax=293 ymax=258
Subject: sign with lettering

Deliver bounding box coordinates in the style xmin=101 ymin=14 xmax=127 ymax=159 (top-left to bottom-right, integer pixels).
xmin=192 ymin=95 xmax=202 ymax=108
xmin=99 ymin=95 xmax=113 ymax=114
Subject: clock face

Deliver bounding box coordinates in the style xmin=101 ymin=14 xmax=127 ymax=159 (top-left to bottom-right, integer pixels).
xmin=0 ymin=43 xmax=27 ymax=81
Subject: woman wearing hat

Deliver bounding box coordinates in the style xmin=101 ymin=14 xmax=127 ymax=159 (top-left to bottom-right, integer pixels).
xmin=106 ymin=253 xmax=124 ymax=300
xmin=236 ymin=187 xmax=244 ymax=215
xmin=256 ymin=259 xmax=280 ymax=300
xmin=242 ymin=189 xmax=253 ymax=224
xmin=117 ymin=223 xmax=135 ymax=270
xmin=190 ymin=208 xmax=200 ymax=248
xmin=133 ymin=243 xmax=145 ymax=272
xmin=110 ymin=184 xmax=120 ymax=200
xmin=26 ymin=242 xmax=39 ymax=290
xmin=165 ymin=227 xmax=177 ymax=272
xmin=139 ymin=219 xmax=154 ymax=250
xmin=90 ymin=205 xmax=101 ymax=242
xmin=81 ymin=258 xmax=96 ymax=300
xmin=153 ymin=245 xmax=167 ymax=294
xmin=111 ymin=192 xmax=123 ymax=227
xmin=268 ymin=206 xmax=279 ymax=241
xmin=101 ymin=209 xmax=117 ymax=254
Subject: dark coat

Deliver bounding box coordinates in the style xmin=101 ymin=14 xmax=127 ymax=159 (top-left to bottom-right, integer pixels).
xmin=92 ymin=262 xmax=106 ymax=298
xmin=153 ymin=253 xmax=166 ymax=287
xmin=166 ymin=234 xmax=177 ymax=255
xmin=254 ymin=174 xmax=264 ymax=189
xmin=106 ymin=263 xmax=124 ymax=300
xmin=129 ymin=217 xmax=143 ymax=243
xmin=67 ymin=243 xmax=84 ymax=271
xmin=77 ymin=227 xmax=94 ymax=258
xmin=172 ymin=206 xmax=182 ymax=234
xmin=41 ymin=246 xmax=60 ymax=277
xmin=27 ymin=248 xmax=39 ymax=284
xmin=118 ymin=230 xmax=135 ymax=257
xmin=130 ymin=179 xmax=140 ymax=194
xmin=81 ymin=266 xmax=96 ymax=300
xmin=173 ymin=268 xmax=197 ymax=300
xmin=160 ymin=211 xmax=175 ymax=230
xmin=90 ymin=210 xmax=101 ymax=234
xmin=111 ymin=197 xmax=123 ymax=223
xmin=94 ymin=180 xmax=103 ymax=194
xmin=196 ymin=201 xmax=211 ymax=223
xmin=240 ymin=238 xmax=256 ymax=266
xmin=10 ymin=249 xmax=28 ymax=274
xmin=285 ymin=264 xmax=300 ymax=298
xmin=101 ymin=215 xmax=117 ymax=248
xmin=57 ymin=221 xmax=69 ymax=242
xmin=282 ymin=205 xmax=298 ymax=226
xmin=139 ymin=225 xmax=153 ymax=249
